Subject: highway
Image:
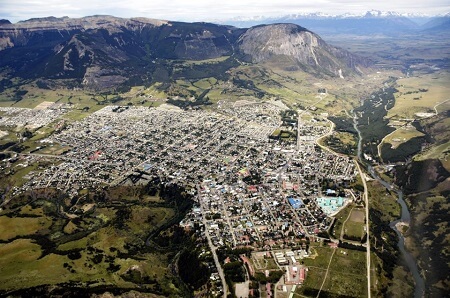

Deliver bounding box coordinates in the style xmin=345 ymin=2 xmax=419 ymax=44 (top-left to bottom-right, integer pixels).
xmin=355 ymin=160 xmax=371 ymax=298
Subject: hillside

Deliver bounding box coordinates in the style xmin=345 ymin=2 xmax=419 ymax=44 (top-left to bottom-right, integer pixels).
xmin=0 ymin=16 xmax=368 ymax=92
xmin=0 ymin=11 xmax=448 ymax=298
xmin=237 ymin=23 xmax=368 ymax=77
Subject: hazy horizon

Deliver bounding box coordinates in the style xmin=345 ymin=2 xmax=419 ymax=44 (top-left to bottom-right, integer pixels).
xmin=1 ymin=0 xmax=449 ymax=24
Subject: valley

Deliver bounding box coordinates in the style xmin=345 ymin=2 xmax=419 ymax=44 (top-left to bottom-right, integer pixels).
xmin=0 ymin=11 xmax=449 ymax=298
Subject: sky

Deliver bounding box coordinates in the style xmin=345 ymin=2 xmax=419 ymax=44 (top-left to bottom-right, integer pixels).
xmin=1 ymin=0 xmax=449 ymax=23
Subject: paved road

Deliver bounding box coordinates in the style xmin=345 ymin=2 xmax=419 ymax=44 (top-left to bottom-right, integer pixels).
xmin=433 ymin=98 xmax=450 ymax=115
xmin=355 ymin=160 xmax=371 ymax=298
xmin=197 ymin=184 xmax=228 ymax=298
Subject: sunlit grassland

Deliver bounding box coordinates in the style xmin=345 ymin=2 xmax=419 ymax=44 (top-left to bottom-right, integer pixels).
xmin=0 ymin=83 xmax=114 ymax=120
xmin=30 ymin=125 xmax=56 ymax=141
xmin=295 ymin=269 xmax=327 ymax=294
xmin=0 ymin=193 xmax=181 ymax=293
xmin=320 ymin=131 xmax=358 ymax=155
xmin=180 ymin=56 xmax=230 ymax=66
xmin=37 ymin=144 xmax=71 ymax=155
xmin=126 ymin=206 xmax=175 ymax=237
xmin=296 ymin=246 xmax=367 ymax=297
xmin=388 ymin=71 xmax=450 ymax=120
xmin=57 ymin=227 xmax=116 ymax=252
xmin=322 ymin=249 xmax=367 ymax=297
xmin=62 ymin=107 xmax=100 ymax=121
xmin=416 ymin=141 xmax=450 ymax=171
xmin=127 ymin=83 xmax=168 ymax=99
xmin=172 ymin=78 xmax=218 ymax=91
xmin=175 ymin=80 xmax=195 ymax=91
xmin=192 ymin=77 xmax=217 ymax=89
xmin=0 ymin=129 xmax=18 ymax=144
xmin=301 ymin=245 xmax=334 ymax=268
xmin=0 ymin=85 xmax=97 ymax=109
xmin=335 ymin=131 xmax=358 ymax=146
xmin=204 ymin=88 xmax=225 ymax=103
xmin=344 ymin=221 xmax=365 ymax=239
xmin=383 ymin=126 xmax=425 ymax=149
xmin=259 ymin=65 xmax=395 ymax=113
xmin=368 ymin=180 xmax=400 ymax=221
xmin=0 ymin=216 xmax=52 ymax=241
xmin=329 ymin=204 xmax=353 ymax=240
xmin=8 ymin=162 xmax=40 ymax=186
xmin=0 ymin=236 xmax=170 ymax=291
xmin=325 ymin=34 xmax=450 ymax=68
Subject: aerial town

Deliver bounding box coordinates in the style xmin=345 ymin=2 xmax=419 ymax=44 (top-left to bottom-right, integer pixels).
xmin=0 ymin=100 xmax=361 ymax=296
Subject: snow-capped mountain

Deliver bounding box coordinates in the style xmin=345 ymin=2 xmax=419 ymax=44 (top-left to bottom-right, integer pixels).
xmin=217 ymin=10 xmax=447 ymax=36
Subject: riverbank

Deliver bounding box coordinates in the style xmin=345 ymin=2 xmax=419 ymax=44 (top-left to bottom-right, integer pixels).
xmin=353 ymin=112 xmax=425 ymax=297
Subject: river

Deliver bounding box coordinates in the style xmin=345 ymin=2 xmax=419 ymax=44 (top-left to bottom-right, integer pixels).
xmin=353 ymin=113 xmax=425 ymax=298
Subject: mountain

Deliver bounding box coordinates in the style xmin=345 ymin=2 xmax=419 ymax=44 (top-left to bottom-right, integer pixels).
xmin=221 ymin=10 xmax=433 ymax=36
xmin=421 ymin=14 xmax=450 ymax=32
xmin=0 ymin=16 xmax=367 ymax=91
xmin=0 ymin=16 xmax=244 ymax=90
xmin=237 ymin=23 xmax=367 ymax=77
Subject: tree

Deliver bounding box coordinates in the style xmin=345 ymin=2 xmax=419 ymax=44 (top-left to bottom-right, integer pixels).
xmin=22 ymin=129 xmax=33 ymax=139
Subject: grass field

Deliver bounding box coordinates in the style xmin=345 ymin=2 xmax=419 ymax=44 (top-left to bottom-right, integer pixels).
xmin=416 ymin=141 xmax=450 ymax=170
xmin=383 ymin=126 xmax=425 ymax=149
xmin=0 ymin=235 xmax=172 ymax=291
xmin=325 ymin=34 xmax=450 ymax=70
xmin=0 ymin=185 xmax=190 ymax=296
xmin=126 ymin=206 xmax=175 ymax=237
xmin=387 ymin=71 xmax=450 ymax=120
xmin=192 ymin=77 xmax=217 ymax=89
xmin=329 ymin=204 xmax=353 ymax=240
xmin=8 ymin=162 xmax=40 ymax=186
xmin=349 ymin=209 xmax=365 ymax=222
xmin=413 ymin=115 xmax=450 ymax=169
xmin=343 ymin=208 xmax=366 ymax=240
xmin=344 ymin=221 xmax=365 ymax=240
xmin=0 ymin=85 xmax=98 ymax=109
xmin=368 ymin=180 xmax=400 ymax=221
xmin=302 ymin=246 xmax=335 ymax=268
xmin=296 ymin=247 xmax=367 ymax=297
xmin=334 ymin=131 xmax=358 ymax=146
xmin=251 ymin=253 xmax=279 ymax=270
xmin=295 ymin=269 xmax=327 ymax=295
xmin=323 ymin=248 xmax=367 ymax=297
xmin=322 ymin=130 xmax=358 ymax=156
xmin=0 ymin=216 xmax=51 ymax=241
xmin=180 ymin=56 xmax=230 ymax=66
xmin=0 ymin=129 xmax=18 ymax=146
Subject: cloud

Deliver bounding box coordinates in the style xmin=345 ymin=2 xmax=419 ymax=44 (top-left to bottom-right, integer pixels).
xmin=0 ymin=0 xmax=449 ymax=23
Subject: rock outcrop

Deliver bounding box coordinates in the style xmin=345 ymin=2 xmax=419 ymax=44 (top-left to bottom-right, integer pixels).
xmin=238 ymin=23 xmax=367 ymax=76
xmin=0 ymin=16 xmax=369 ymax=90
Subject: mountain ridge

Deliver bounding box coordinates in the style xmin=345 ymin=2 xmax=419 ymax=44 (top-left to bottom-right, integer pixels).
xmin=218 ymin=10 xmax=450 ymax=35
xmin=0 ymin=16 xmax=368 ymax=91
xmin=220 ymin=10 xmax=448 ymax=22
xmin=237 ymin=23 xmax=367 ymax=77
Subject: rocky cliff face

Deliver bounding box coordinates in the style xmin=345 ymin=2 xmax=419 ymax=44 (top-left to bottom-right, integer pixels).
xmin=238 ymin=23 xmax=367 ymax=76
xmin=0 ymin=15 xmax=239 ymax=58
xmin=0 ymin=16 xmax=167 ymax=50
xmin=0 ymin=16 xmax=242 ymax=89
xmin=0 ymin=16 xmax=368 ymax=90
